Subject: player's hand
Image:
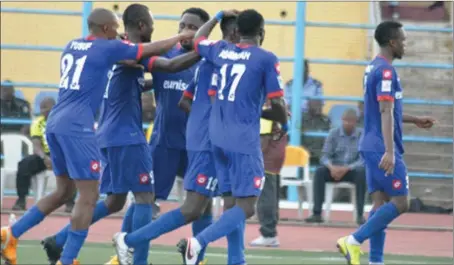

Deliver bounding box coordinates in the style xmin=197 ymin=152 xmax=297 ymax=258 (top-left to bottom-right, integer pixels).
xmin=414 ymin=116 xmax=436 ymax=129
xmin=222 ymin=9 xmax=240 ymax=17
xmin=44 ymin=156 xmax=52 ymax=170
xmin=178 ymin=31 xmax=196 ymax=41
xmin=379 ymin=152 xmax=395 ymax=176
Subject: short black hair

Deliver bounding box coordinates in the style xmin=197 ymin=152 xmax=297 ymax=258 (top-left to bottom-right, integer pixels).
xmin=374 ymin=21 xmax=403 ymax=47
xmin=181 ymin=7 xmax=210 ymax=23
xmin=123 ymin=3 xmax=151 ymax=29
xmin=237 ymin=9 xmax=264 ymax=37
xmin=220 ymin=15 xmax=237 ymax=36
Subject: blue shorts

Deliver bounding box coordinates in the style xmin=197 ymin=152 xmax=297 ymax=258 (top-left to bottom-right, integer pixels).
xmin=46 ymin=133 xmax=100 ymax=180
xmin=151 ymin=144 xmax=188 ymax=200
xmin=361 ymin=151 xmax=409 ymax=197
xmin=99 ymin=144 xmax=154 ymax=194
xmin=212 ymin=145 xmax=265 ymax=198
xmin=184 ymin=151 xmax=219 ymax=198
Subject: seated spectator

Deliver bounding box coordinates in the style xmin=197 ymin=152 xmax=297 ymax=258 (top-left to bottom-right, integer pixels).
xmin=357 ymin=101 xmax=364 ymax=128
xmin=284 ymin=60 xmax=324 ymax=113
xmin=12 ymin=97 xmax=76 ymax=212
xmin=1 ymin=80 xmax=31 ymax=135
xmin=301 ymin=99 xmax=331 ymax=165
xmin=305 ymin=108 xmax=366 ymax=225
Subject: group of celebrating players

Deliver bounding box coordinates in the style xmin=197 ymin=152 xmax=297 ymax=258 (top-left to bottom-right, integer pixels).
xmin=1 ymin=3 xmax=437 ymax=265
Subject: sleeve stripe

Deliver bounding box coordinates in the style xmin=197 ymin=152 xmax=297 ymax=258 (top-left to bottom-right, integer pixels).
xmin=136 ymin=44 xmax=144 ymax=60
xmin=377 ymin=95 xmax=394 ymax=102
xmin=183 ymin=90 xmax=194 ymax=100
xmin=267 ymin=90 xmax=284 ymax=99
xmin=208 ymin=88 xmax=217 ymax=96
xmin=193 ymin=36 xmax=207 ymax=54
xmin=147 ymin=56 xmax=159 ymax=72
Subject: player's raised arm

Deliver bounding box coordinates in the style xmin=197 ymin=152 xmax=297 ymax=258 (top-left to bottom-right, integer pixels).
xmin=144 ymin=51 xmax=201 ymax=73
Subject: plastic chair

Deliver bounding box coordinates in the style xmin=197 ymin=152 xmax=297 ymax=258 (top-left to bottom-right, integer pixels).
xmin=324 ymin=182 xmax=357 ymax=222
xmin=0 ymin=134 xmax=49 ymax=205
xmin=33 ymin=91 xmax=58 ymax=116
xmin=279 ymin=146 xmax=311 ymax=219
xmin=328 ymin=104 xmax=357 ymax=128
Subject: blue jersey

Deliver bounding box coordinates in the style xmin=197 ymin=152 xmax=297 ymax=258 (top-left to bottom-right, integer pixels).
xmin=47 ymin=36 xmax=143 ymax=137
xmin=194 ymin=38 xmax=284 ymax=155
xmin=148 ymin=45 xmax=200 ymax=149
xmin=359 ymin=56 xmax=404 ymax=155
xmin=184 ymin=59 xmax=218 ymax=151
xmin=96 ymin=62 xmax=148 ymax=148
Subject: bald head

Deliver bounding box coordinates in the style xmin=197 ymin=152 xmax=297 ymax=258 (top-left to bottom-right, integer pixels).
xmin=87 ymin=8 xmax=120 ymax=39
xmin=40 ymin=97 xmax=56 ymax=118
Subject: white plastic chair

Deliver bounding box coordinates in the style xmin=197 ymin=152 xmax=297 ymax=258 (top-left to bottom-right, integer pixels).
xmin=324 ymin=182 xmax=357 ymax=222
xmin=0 ymin=134 xmax=49 ymax=205
xmin=279 ymin=146 xmax=312 ymax=219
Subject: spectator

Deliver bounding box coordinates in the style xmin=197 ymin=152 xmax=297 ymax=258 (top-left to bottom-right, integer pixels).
xmin=300 ymin=99 xmax=331 ymax=165
xmin=357 ymin=101 xmax=364 ymax=128
xmin=250 ymin=117 xmax=287 ymax=247
xmin=12 ymin=97 xmax=76 ymax=212
xmin=305 ymin=108 xmax=366 ymax=225
xmin=284 ymin=60 xmax=324 ymax=113
xmin=143 ymin=92 xmax=156 ymax=142
xmin=1 ymin=80 xmax=31 ymax=135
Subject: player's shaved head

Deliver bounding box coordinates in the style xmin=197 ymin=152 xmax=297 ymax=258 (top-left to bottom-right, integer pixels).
xmin=87 ymin=8 xmax=120 ymax=39
xmin=88 ymin=8 xmax=117 ymax=30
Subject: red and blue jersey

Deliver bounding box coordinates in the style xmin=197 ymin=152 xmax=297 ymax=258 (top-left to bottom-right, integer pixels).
xmin=147 ymin=45 xmax=200 ymax=149
xmin=359 ymin=56 xmax=404 ymax=155
xmin=194 ymin=37 xmax=284 ymax=155
xmin=96 ymin=63 xmax=148 ymax=148
xmin=184 ymin=59 xmax=218 ymax=151
xmin=46 ymin=36 xmax=143 ymax=137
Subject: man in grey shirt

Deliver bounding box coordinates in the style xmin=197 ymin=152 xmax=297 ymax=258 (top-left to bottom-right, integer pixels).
xmin=305 ymin=108 xmax=366 ymax=225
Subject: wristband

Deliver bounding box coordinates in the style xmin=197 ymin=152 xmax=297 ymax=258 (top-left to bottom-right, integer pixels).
xmin=215 ymin=11 xmax=224 ymax=22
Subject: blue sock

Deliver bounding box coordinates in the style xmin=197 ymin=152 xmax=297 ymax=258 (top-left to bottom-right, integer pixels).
xmin=132 ymin=204 xmax=153 ymax=265
xmin=368 ymin=209 xmax=387 ymax=263
xmin=196 ymin=206 xmax=246 ymax=249
xmin=227 ymin=220 xmax=246 ymax=265
xmin=125 ymin=208 xmax=186 ymax=248
xmin=11 ymin=206 xmax=45 ymax=238
xmin=122 ymin=204 xmax=136 ymax=233
xmin=192 ymin=214 xmax=213 ymax=264
xmin=353 ymin=202 xmax=399 ymax=244
xmin=55 ymin=201 xmax=110 ymax=247
xmin=59 ymin=229 xmax=88 ymax=265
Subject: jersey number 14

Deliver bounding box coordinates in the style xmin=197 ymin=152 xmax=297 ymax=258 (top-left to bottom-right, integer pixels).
xmin=59 ymin=54 xmax=87 ymax=90
xmin=218 ymin=63 xmax=246 ymax=102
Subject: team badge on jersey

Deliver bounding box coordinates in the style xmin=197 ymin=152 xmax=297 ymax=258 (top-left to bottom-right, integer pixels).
xmin=382 ymin=69 xmax=392 ymax=80
xmin=90 ymin=161 xmax=100 ymax=173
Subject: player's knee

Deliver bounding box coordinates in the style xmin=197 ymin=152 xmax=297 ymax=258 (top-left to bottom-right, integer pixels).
xmin=236 ymin=197 xmax=257 ymax=219
xmin=105 ymin=194 xmax=127 ymax=213
xmin=391 ymin=196 xmax=409 ymax=214
xmin=180 ymin=203 xmax=204 ymax=222
xmin=133 ymin=192 xmax=154 ymax=205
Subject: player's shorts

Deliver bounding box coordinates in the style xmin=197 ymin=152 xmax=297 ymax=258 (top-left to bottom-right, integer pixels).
xmin=150 ymin=143 xmax=188 ymax=200
xmin=46 ymin=132 xmax=100 ymax=180
xmin=361 ymin=151 xmax=409 ymax=197
xmin=212 ymin=145 xmax=265 ymax=198
xmin=183 ymin=150 xmax=219 ymax=198
xmin=99 ymin=144 xmax=154 ymax=194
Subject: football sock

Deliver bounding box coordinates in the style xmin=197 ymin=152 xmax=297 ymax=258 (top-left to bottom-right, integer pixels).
xmin=192 ymin=214 xmax=213 ymax=264
xmin=132 ymin=204 xmax=153 ymax=265
xmin=121 ymin=204 xmax=136 ymax=233
xmin=11 ymin=206 xmax=45 ymax=238
xmin=59 ymin=229 xmax=88 ymax=265
xmin=368 ymin=209 xmax=387 ymax=263
xmin=227 ymin=220 xmax=246 ymax=265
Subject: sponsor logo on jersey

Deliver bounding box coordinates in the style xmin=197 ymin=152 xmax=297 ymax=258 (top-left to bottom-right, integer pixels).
xmin=163 ymin=79 xmax=188 ymax=91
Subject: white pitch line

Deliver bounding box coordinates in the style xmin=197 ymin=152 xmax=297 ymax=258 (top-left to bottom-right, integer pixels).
xmin=17 ymin=244 xmax=438 ymax=264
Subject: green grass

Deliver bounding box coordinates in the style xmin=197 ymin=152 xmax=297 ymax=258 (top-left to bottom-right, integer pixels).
xmin=6 ymin=240 xmax=453 ymax=265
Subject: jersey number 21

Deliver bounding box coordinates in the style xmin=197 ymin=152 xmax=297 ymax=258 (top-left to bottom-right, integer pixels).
xmin=59 ymin=54 xmax=87 ymax=90
xmin=218 ymin=63 xmax=246 ymax=102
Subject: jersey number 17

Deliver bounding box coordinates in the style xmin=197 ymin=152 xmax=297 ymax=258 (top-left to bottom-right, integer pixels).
xmin=218 ymin=63 xmax=246 ymax=102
